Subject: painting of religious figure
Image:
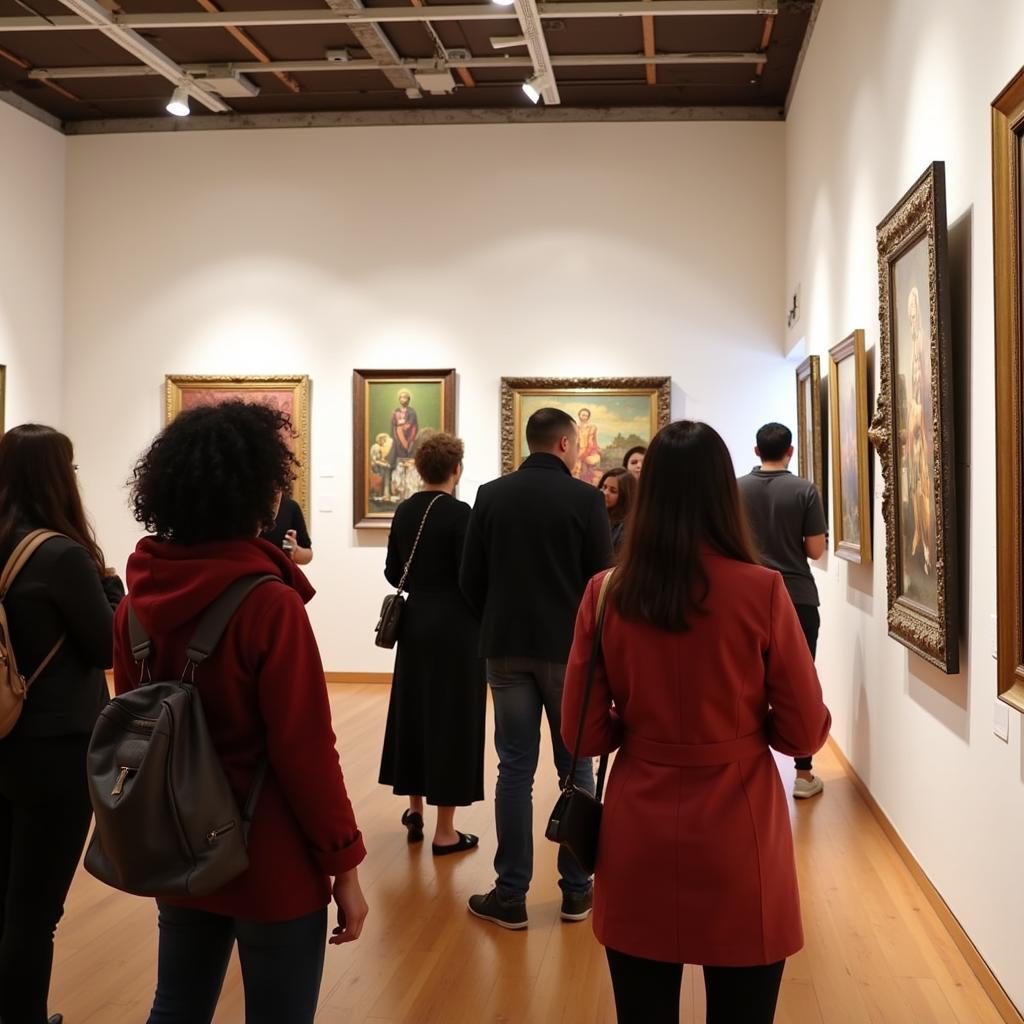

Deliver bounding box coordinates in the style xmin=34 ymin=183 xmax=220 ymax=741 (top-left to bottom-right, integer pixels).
xmin=795 ymin=355 xmax=825 ymax=508
xmin=500 ymin=378 xmax=671 ymax=477
xmin=353 ymin=369 xmax=455 ymax=528
xmin=828 ymin=330 xmax=871 ymax=564
xmin=868 ymin=162 xmax=959 ymax=673
xmin=165 ymin=375 xmax=311 ymax=517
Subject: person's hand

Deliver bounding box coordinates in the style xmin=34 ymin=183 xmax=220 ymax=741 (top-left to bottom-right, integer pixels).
xmin=283 ymin=529 xmax=298 ymax=559
xmin=330 ymin=869 xmax=368 ymax=945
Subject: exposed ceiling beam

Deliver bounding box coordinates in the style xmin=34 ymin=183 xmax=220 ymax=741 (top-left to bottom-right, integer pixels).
xmin=30 ymin=51 xmax=769 ymax=79
xmin=324 ymin=0 xmax=418 ymax=91
xmin=642 ymin=10 xmax=656 ymax=85
xmin=0 ymin=1 xmax=780 ymax=33
xmin=49 ymin=0 xmax=229 ymax=111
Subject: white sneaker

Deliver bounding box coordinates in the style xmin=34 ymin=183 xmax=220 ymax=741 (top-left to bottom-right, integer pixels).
xmin=793 ymin=775 xmax=824 ymax=799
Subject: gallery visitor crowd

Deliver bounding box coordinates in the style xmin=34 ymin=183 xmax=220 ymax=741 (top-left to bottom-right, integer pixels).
xmin=0 ymin=401 xmax=830 ymax=1024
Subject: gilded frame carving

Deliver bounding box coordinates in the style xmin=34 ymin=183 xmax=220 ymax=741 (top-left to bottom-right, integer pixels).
xmin=795 ymin=355 xmax=825 ymax=505
xmin=165 ymin=374 xmax=311 ymax=519
xmin=500 ymin=377 xmax=671 ymax=477
xmin=828 ymin=330 xmax=872 ymax=564
xmin=992 ymin=68 xmax=1024 ymax=712
xmin=868 ymin=162 xmax=959 ymax=673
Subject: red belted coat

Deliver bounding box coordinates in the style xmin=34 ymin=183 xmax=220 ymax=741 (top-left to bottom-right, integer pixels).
xmin=562 ymin=554 xmax=831 ymax=966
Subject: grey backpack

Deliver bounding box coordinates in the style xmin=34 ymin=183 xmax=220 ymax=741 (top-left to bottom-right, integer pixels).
xmin=84 ymin=574 xmax=277 ymax=899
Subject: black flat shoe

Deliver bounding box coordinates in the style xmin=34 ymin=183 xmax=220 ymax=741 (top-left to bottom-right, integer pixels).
xmin=432 ymin=832 xmax=479 ymax=857
xmin=401 ymin=809 xmax=424 ymax=843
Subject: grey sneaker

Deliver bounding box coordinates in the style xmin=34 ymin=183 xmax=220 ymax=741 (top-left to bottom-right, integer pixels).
xmin=468 ymin=889 xmax=528 ymax=930
xmin=793 ymin=775 xmax=824 ymax=799
xmin=560 ymin=887 xmax=593 ymax=922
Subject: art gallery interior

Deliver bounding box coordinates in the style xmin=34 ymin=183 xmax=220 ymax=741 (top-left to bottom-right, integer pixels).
xmin=3 ymin=0 xmax=1024 ymax=1020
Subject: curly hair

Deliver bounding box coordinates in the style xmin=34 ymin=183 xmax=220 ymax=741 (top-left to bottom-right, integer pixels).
xmin=414 ymin=432 xmax=464 ymax=484
xmin=130 ymin=400 xmax=297 ymax=544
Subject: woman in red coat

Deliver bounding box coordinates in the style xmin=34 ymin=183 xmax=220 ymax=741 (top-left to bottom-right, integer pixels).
xmin=114 ymin=400 xmax=368 ymax=1024
xmin=562 ymin=420 xmax=831 ymax=1024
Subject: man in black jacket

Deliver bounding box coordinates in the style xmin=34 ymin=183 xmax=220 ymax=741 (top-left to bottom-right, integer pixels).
xmin=461 ymin=407 xmax=612 ymax=930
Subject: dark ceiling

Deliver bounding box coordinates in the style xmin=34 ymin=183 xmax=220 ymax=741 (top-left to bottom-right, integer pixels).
xmin=0 ymin=0 xmax=817 ymax=130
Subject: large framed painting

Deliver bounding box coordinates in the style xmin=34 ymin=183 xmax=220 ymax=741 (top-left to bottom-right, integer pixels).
xmin=795 ymin=355 xmax=825 ymax=506
xmin=500 ymin=377 xmax=671 ymax=478
xmin=352 ymin=369 xmax=456 ymax=529
xmin=992 ymin=69 xmax=1024 ymax=711
xmin=868 ymin=162 xmax=959 ymax=673
xmin=165 ymin=375 xmax=311 ymax=517
xmin=828 ymin=330 xmax=871 ymax=564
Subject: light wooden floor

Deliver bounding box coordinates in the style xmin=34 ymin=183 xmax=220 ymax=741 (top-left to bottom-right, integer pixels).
xmin=50 ymin=683 xmax=1006 ymax=1024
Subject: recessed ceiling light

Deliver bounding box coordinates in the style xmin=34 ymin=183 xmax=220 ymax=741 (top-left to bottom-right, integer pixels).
xmin=166 ymin=85 xmax=190 ymax=116
xmin=493 ymin=0 xmax=516 ymax=7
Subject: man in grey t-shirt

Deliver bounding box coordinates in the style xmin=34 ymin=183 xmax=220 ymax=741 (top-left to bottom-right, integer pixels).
xmin=737 ymin=422 xmax=827 ymax=799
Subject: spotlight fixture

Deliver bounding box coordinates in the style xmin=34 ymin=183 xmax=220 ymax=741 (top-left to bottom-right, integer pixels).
xmin=166 ymin=84 xmax=190 ymax=117
xmin=522 ymin=72 xmax=552 ymax=104
xmin=492 ymin=0 xmax=516 ymax=7
xmin=490 ymin=34 xmax=527 ymax=49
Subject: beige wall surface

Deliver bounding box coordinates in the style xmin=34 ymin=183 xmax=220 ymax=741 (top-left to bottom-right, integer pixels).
xmin=785 ymin=0 xmax=1024 ymax=1011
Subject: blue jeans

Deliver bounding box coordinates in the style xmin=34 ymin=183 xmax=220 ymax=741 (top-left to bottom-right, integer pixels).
xmin=487 ymin=657 xmax=594 ymax=901
xmin=147 ymin=903 xmax=328 ymax=1024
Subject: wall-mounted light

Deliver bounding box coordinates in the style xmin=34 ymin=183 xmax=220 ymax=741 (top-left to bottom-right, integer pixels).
xmin=166 ymin=85 xmax=190 ymax=116
xmin=522 ymin=71 xmax=552 ymax=104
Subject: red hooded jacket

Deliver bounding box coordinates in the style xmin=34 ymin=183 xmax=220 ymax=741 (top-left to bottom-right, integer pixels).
xmin=113 ymin=537 xmax=366 ymax=922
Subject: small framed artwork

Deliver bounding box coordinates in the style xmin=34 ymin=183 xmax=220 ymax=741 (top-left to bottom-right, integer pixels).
xmin=165 ymin=375 xmax=311 ymax=517
xmin=828 ymin=330 xmax=871 ymax=564
xmin=795 ymin=355 xmax=825 ymax=505
xmin=352 ymin=369 xmax=456 ymax=529
xmin=992 ymin=68 xmax=1024 ymax=710
xmin=500 ymin=377 xmax=671 ymax=478
xmin=868 ymin=162 xmax=959 ymax=674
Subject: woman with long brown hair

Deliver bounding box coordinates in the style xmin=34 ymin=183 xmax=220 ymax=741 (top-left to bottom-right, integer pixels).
xmin=0 ymin=424 xmax=124 ymax=1024
xmin=597 ymin=467 xmax=635 ymax=555
xmin=562 ymin=420 xmax=831 ymax=1024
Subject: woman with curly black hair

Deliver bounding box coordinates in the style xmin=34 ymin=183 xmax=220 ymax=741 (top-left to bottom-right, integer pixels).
xmin=114 ymin=400 xmax=368 ymax=1024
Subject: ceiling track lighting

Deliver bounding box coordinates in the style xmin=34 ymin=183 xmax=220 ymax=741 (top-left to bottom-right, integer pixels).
xmin=490 ymin=34 xmax=527 ymax=49
xmin=166 ymin=83 xmax=190 ymax=116
xmin=522 ymin=70 xmax=552 ymax=104
xmin=492 ymin=0 xmax=516 ymax=6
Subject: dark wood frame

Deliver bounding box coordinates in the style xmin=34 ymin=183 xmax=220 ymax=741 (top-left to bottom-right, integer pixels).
xmin=795 ymin=355 xmax=825 ymax=505
xmin=828 ymin=330 xmax=872 ymax=564
xmin=352 ymin=368 xmax=456 ymax=529
xmin=165 ymin=374 xmax=311 ymax=517
xmin=992 ymin=69 xmax=1024 ymax=711
xmin=868 ymin=162 xmax=959 ymax=673
xmin=499 ymin=376 xmax=671 ymax=476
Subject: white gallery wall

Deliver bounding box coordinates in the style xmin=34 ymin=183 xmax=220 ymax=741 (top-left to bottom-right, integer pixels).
xmin=0 ymin=102 xmax=65 ymax=426
xmin=62 ymin=121 xmax=788 ymax=674
xmin=786 ymin=0 xmax=1024 ymax=1011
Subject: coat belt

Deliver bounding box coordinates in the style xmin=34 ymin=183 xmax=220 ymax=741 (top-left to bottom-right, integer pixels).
xmin=622 ymin=730 xmax=768 ymax=767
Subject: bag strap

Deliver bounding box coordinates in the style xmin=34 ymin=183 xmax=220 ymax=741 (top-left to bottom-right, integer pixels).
xmin=395 ymin=494 xmax=444 ymax=593
xmin=0 ymin=530 xmax=63 ymax=598
xmin=567 ymin=569 xmax=615 ymax=799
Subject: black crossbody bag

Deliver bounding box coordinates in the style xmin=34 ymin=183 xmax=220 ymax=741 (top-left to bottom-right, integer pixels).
xmin=544 ymin=569 xmax=614 ymax=875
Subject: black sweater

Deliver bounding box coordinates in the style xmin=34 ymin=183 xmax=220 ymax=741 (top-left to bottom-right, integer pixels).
xmin=1 ymin=529 xmax=124 ymax=739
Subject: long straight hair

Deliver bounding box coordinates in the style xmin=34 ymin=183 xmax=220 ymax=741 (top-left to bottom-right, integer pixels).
xmin=597 ymin=467 xmax=636 ymax=526
xmin=609 ymin=420 xmax=758 ymax=632
xmin=0 ymin=425 xmax=106 ymax=572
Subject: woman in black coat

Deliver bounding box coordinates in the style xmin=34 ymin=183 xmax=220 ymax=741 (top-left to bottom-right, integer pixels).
xmin=0 ymin=424 xmax=124 ymax=1024
xmin=378 ymin=433 xmax=486 ymax=855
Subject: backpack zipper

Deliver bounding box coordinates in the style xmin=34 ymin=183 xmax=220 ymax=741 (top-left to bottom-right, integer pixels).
xmin=207 ymin=822 xmax=237 ymax=844
xmin=111 ymin=766 xmax=134 ymax=796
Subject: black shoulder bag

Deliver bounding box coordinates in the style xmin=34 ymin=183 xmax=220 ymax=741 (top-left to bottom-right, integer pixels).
xmin=545 ymin=569 xmax=614 ymax=875
xmin=374 ymin=494 xmax=444 ymax=649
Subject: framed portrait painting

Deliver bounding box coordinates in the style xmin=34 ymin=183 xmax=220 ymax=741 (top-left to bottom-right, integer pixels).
xmin=352 ymin=369 xmax=456 ymax=529
xmin=795 ymin=355 xmax=825 ymax=506
xmin=165 ymin=375 xmax=311 ymax=517
xmin=500 ymin=377 xmax=671 ymax=478
xmin=828 ymin=331 xmax=871 ymax=564
xmin=992 ymin=68 xmax=1024 ymax=711
xmin=868 ymin=162 xmax=959 ymax=674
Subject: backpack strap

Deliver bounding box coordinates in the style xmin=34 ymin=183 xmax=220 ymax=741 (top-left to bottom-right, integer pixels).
xmin=0 ymin=530 xmax=63 ymax=598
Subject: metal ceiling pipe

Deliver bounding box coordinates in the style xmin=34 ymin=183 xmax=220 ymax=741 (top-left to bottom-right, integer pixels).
xmin=49 ymin=0 xmax=228 ymax=111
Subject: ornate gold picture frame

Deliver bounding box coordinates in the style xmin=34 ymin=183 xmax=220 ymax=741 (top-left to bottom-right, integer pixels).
xmin=829 ymin=331 xmax=871 ymax=564
xmin=795 ymin=355 xmax=825 ymax=508
xmin=500 ymin=377 xmax=671 ymax=478
xmin=868 ymin=162 xmax=959 ymax=674
xmin=352 ymin=369 xmax=456 ymax=529
xmin=165 ymin=375 xmax=311 ymax=518
xmin=992 ymin=68 xmax=1024 ymax=711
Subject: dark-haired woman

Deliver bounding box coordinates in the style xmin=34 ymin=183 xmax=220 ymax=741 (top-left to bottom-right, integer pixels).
xmin=563 ymin=421 xmax=830 ymax=1024
xmin=379 ymin=432 xmax=486 ymax=855
xmin=114 ymin=401 xmax=367 ymax=1024
xmin=0 ymin=424 xmax=124 ymax=1024
xmin=597 ymin=468 xmax=635 ymax=554
xmin=622 ymin=445 xmax=645 ymax=479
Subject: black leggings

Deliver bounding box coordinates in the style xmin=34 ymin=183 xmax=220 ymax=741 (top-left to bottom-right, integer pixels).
xmin=606 ymin=948 xmax=785 ymax=1024
xmin=0 ymin=734 xmax=93 ymax=1024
